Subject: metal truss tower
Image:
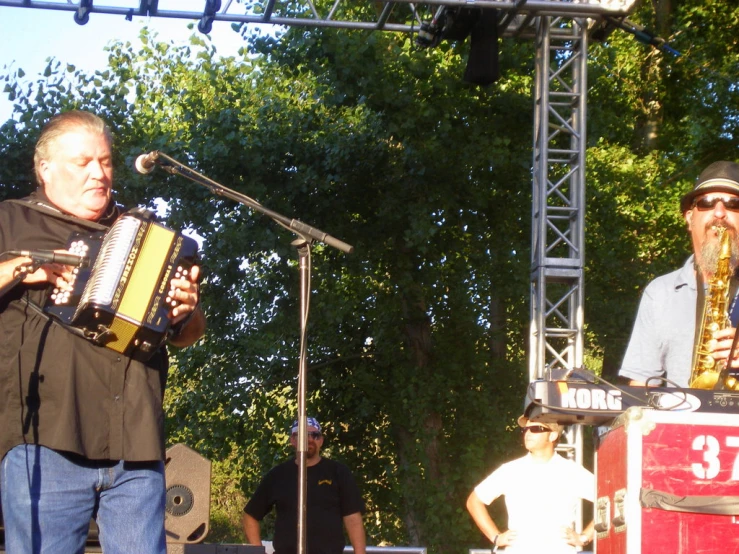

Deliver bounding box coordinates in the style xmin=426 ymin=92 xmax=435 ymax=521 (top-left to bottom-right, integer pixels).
xmin=529 ymin=14 xmax=589 ymax=465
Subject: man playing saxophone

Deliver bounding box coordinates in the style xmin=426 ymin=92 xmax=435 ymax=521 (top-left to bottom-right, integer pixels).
xmin=620 ymin=161 xmax=739 ymax=388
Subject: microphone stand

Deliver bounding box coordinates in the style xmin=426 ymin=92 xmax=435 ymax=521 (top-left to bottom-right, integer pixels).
xmin=144 ymin=151 xmax=353 ymax=554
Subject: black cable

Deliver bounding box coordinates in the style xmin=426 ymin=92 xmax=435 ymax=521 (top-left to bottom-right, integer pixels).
xmin=606 ymin=16 xmax=681 ymax=57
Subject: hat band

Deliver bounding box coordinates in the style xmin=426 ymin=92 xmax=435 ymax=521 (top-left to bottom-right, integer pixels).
xmin=694 ymin=178 xmax=739 ymax=192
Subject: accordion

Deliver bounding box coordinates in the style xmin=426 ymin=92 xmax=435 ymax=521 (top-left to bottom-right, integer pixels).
xmin=44 ymin=209 xmax=199 ymax=360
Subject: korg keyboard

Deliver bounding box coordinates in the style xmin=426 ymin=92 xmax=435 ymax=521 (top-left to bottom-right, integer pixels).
xmin=523 ymin=380 xmax=739 ymax=426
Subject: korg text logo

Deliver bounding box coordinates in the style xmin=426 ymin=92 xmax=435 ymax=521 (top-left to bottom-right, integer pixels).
xmin=561 ymin=388 xmax=622 ymax=411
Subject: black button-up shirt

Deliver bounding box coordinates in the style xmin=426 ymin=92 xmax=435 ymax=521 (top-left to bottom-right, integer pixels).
xmin=0 ymin=192 xmax=168 ymax=462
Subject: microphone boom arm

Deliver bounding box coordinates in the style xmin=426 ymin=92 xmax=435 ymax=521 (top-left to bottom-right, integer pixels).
xmin=145 ymin=151 xmax=354 ymax=254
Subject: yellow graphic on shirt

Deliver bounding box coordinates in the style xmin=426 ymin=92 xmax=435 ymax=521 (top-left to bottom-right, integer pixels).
xmin=318 ymin=479 xmax=333 ymax=486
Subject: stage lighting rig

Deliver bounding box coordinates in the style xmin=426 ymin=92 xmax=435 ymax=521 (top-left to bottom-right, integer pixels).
xmin=415 ymin=6 xmax=500 ymax=86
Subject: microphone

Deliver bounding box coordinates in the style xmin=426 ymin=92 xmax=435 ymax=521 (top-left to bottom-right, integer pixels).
xmin=8 ymin=250 xmax=90 ymax=268
xmin=134 ymin=151 xmax=159 ymax=175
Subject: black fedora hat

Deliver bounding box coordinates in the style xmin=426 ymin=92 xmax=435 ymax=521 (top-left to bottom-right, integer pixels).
xmin=680 ymin=161 xmax=739 ymax=213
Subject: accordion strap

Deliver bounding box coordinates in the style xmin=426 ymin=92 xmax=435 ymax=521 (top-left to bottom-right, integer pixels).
xmin=6 ymin=195 xmax=119 ymax=232
xmin=19 ymin=295 xmax=147 ymax=356
xmin=18 ymin=293 xmax=91 ymax=341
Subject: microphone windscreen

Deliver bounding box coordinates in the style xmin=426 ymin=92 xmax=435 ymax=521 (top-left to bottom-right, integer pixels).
xmin=135 ymin=153 xmax=155 ymax=175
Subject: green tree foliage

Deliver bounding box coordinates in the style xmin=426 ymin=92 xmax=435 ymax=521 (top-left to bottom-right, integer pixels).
xmin=1 ymin=1 xmax=738 ymax=551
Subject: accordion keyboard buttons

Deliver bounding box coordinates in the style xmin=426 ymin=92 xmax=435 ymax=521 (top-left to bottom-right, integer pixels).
xmin=165 ymin=266 xmax=189 ymax=308
xmin=49 ymin=240 xmax=91 ymax=305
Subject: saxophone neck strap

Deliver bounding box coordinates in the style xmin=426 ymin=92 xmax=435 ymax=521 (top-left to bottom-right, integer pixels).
xmin=730 ymin=275 xmax=739 ymax=327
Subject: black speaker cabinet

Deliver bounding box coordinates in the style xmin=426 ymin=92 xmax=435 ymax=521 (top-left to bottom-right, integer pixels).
xmin=165 ymin=443 xmax=212 ymax=544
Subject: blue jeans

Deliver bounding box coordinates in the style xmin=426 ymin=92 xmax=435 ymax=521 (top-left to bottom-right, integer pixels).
xmin=1 ymin=444 xmax=166 ymax=554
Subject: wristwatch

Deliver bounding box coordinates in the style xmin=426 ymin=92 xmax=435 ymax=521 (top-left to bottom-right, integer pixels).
xmin=578 ymin=533 xmax=590 ymax=545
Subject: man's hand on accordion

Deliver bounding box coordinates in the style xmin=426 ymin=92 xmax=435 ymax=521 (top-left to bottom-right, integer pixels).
xmin=166 ymin=264 xmax=206 ymax=348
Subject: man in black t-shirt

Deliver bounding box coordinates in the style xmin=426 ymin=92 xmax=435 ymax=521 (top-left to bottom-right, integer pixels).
xmin=243 ymin=417 xmax=366 ymax=554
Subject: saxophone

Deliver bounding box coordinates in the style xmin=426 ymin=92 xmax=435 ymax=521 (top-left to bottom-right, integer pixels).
xmin=689 ymin=226 xmax=739 ymax=390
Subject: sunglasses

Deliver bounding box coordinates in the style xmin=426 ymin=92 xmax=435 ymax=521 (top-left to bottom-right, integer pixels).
xmin=522 ymin=425 xmax=552 ymax=434
xmin=693 ymin=196 xmax=739 ymax=211
xmin=293 ymin=431 xmax=322 ymax=440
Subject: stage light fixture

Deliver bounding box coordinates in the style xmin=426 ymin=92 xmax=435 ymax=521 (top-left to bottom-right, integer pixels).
xmin=416 ymin=6 xmax=447 ymax=49
xmin=138 ymin=0 xmax=160 ymax=17
xmin=74 ymin=0 xmax=93 ymax=25
xmin=198 ymin=0 xmax=222 ymax=34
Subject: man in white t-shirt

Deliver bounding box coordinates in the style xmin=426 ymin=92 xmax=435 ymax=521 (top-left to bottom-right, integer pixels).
xmin=466 ymin=416 xmax=595 ymax=553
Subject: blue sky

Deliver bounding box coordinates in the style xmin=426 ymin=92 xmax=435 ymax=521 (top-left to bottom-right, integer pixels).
xmin=0 ymin=4 xmax=249 ymax=122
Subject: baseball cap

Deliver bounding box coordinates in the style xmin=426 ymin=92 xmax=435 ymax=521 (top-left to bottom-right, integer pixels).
xmin=517 ymin=414 xmax=563 ymax=435
xmin=680 ymin=161 xmax=739 ymax=213
xmin=290 ymin=417 xmax=321 ymax=434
